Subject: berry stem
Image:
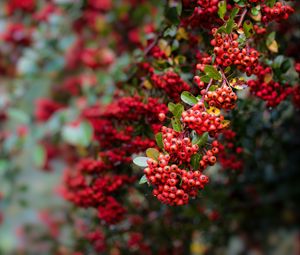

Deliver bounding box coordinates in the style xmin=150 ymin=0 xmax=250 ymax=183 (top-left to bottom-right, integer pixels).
xmin=237 ymin=9 xmax=247 ymax=28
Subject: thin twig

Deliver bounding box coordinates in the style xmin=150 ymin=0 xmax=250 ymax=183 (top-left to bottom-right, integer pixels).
xmin=237 ymin=9 xmax=247 ymax=28
xmin=206 ymin=78 xmax=213 ymax=92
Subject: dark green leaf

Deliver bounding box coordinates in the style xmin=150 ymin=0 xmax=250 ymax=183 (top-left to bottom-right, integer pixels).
xmin=273 ymin=55 xmax=284 ymax=69
xmin=181 ymin=91 xmax=198 ymax=106
xmin=165 ymin=6 xmax=180 ymax=25
xmin=192 ymin=132 xmax=209 ymax=147
xmin=281 ymin=59 xmax=291 ymax=73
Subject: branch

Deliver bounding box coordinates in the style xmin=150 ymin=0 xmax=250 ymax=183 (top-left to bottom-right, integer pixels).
xmin=237 ymin=9 xmax=247 ymax=28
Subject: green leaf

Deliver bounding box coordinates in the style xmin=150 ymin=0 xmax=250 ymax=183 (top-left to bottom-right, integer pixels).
xmin=81 ymin=121 xmax=93 ymax=146
xmin=164 ymin=25 xmax=177 ymax=37
xmin=146 ymin=148 xmax=159 ymax=160
xmin=0 ymin=160 xmax=9 ymax=172
xmin=267 ymin=0 xmax=276 ymax=7
xmin=224 ymin=66 xmax=231 ymax=73
xmin=168 ymin=102 xmax=176 ymax=112
xmin=251 ymin=7 xmax=259 ymax=16
xmin=237 ymin=33 xmax=247 ymax=45
xmin=62 ymin=121 xmax=93 ymax=147
xmin=217 ymin=25 xmax=226 ymax=34
xmin=172 ymin=40 xmax=179 ymax=51
xmin=139 ymin=175 xmax=148 ymax=184
xmin=7 ymin=108 xmax=30 ymax=124
xmin=204 ymin=65 xmax=221 ymax=80
xmin=230 ymin=7 xmax=240 ymax=19
xmin=181 ymin=91 xmax=198 ymax=106
xmin=266 ymin=32 xmax=276 ymax=46
xmin=33 ymin=145 xmax=46 ymax=168
xmin=218 ymin=1 xmax=227 ymax=19
xmin=200 ymin=75 xmax=211 ymax=83
xmin=168 ymin=102 xmax=184 ymax=117
xmin=155 ymin=132 xmax=164 ymax=149
xmin=208 ymin=85 xmax=218 ymax=91
xmin=273 ymin=55 xmax=284 ymax=69
xmin=165 ymin=6 xmax=180 ymax=25
xmin=225 ymin=18 xmax=235 ymax=34
xmin=133 ymin=157 xmax=149 ymax=167
xmin=281 ymin=59 xmax=291 ymax=73
xmin=192 ymin=132 xmax=209 ymax=147
xmin=243 ymin=20 xmax=254 ymax=38
xmin=191 ymin=154 xmax=201 ymax=170
xmin=171 ymin=117 xmax=182 ymax=132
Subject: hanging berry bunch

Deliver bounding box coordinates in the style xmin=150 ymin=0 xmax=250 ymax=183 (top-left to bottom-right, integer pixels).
xmin=134 ymin=0 xmax=297 ymax=207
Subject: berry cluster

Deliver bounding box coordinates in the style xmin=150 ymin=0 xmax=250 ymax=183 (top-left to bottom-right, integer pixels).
xmin=161 ymin=126 xmax=198 ymax=162
xmin=34 ymin=98 xmax=63 ymax=122
xmin=182 ymin=0 xmax=222 ymax=29
xmin=1 ymin=23 xmax=32 ymax=46
xmin=5 ymin=0 xmax=36 ymax=15
xmin=247 ymin=67 xmax=293 ymax=107
xmin=97 ymin=197 xmax=126 ymax=224
xmin=203 ymin=85 xmax=237 ymax=110
xmin=211 ymin=30 xmax=259 ymax=76
xmin=218 ymin=130 xmax=244 ymax=171
xmin=182 ymin=102 xmax=224 ymax=136
xmin=150 ymin=71 xmax=191 ymax=102
xmin=62 ymin=158 xmax=134 ymax=224
xmin=81 ymin=47 xmax=115 ymax=70
xmin=262 ymin=2 xmax=294 ymax=23
xmin=198 ymin=140 xmax=220 ymax=170
xmin=86 ymin=230 xmax=106 ymax=253
xmin=144 ymin=154 xmax=209 ymax=206
xmin=292 ymin=86 xmax=300 ymax=109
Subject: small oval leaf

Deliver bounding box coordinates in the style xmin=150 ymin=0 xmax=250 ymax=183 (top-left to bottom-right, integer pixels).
xmin=146 ymin=148 xmax=159 ymax=160
xmin=171 ymin=117 xmax=182 ymax=132
xmin=139 ymin=175 xmax=148 ymax=184
xmin=204 ymin=65 xmax=221 ymax=80
xmin=155 ymin=132 xmax=164 ymax=149
xmin=192 ymin=132 xmax=208 ymax=147
xmin=133 ymin=157 xmax=150 ymax=167
xmin=181 ymin=91 xmax=198 ymax=106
